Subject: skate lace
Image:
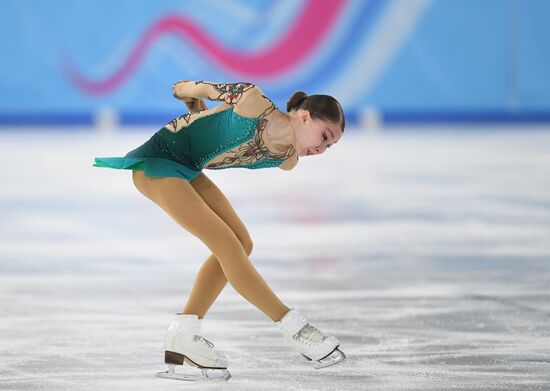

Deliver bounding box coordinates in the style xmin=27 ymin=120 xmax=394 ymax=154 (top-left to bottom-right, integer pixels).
xmin=292 ymin=324 xmax=327 ymax=346
xmin=193 ymin=334 xmax=215 ymax=349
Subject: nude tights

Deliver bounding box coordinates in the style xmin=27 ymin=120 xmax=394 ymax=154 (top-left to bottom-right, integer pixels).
xmin=131 ymin=170 xmax=289 ymax=322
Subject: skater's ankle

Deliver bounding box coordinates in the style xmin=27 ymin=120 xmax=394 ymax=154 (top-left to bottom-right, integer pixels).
xmin=272 ymin=306 xmax=291 ymax=322
xmin=179 ymin=311 xmax=204 ymax=319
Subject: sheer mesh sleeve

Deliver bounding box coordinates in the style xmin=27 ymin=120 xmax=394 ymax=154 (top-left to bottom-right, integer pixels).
xmin=172 ymin=81 xmax=261 ymax=106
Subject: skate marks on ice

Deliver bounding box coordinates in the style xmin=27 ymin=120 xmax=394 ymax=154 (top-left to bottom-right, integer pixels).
xmin=1 ymin=128 xmax=550 ymax=390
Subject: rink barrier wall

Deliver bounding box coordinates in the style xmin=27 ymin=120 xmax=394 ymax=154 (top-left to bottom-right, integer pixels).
xmin=2 ymin=1 xmax=550 ymax=127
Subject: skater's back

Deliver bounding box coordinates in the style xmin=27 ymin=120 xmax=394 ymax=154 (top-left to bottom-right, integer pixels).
xmin=161 ymin=80 xmax=299 ymax=171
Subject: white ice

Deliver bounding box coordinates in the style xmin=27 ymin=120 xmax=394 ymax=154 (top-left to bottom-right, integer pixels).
xmin=0 ymin=125 xmax=549 ymax=390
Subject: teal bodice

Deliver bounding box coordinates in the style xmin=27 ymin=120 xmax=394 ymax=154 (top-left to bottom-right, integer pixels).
xmin=155 ymin=108 xmax=286 ymax=170
xmin=93 ymin=107 xmax=295 ymax=181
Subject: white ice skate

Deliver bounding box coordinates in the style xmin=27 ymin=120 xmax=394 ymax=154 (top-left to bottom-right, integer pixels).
xmin=156 ymin=313 xmax=231 ymax=382
xmin=276 ymin=308 xmax=346 ymax=369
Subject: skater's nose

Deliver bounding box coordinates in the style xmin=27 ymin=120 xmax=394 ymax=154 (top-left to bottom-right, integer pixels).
xmin=313 ymin=144 xmax=326 ymax=155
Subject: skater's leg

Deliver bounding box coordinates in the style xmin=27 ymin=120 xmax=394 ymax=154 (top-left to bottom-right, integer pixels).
xmin=132 ymin=170 xmax=289 ymax=322
xmin=132 ymin=171 xmax=232 ymax=317
xmin=183 ymin=173 xmax=253 ymax=318
xmin=181 ymin=254 xmax=227 ymax=318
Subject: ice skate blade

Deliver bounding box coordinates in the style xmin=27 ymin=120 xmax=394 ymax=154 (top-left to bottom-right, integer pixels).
xmin=313 ymin=348 xmax=346 ymax=369
xmin=156 ymin=365 xmax=231 ymax=382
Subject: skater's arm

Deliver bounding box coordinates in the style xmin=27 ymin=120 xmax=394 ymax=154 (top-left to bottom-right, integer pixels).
xmin=183 ymin=97 xmax=208 ymax=113
xmin=173 ymin=80 xmax=261 ymax=106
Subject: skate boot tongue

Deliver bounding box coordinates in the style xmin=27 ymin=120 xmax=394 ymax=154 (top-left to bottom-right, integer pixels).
xmin=276 ymin=309 xmax=308 ymax=337
xmin=170 ymin=313 xmax=201 ymax=335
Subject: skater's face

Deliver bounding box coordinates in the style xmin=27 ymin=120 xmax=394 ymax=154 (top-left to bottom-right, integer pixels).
xmin=293 ymin=109 xmax=342 ymax=157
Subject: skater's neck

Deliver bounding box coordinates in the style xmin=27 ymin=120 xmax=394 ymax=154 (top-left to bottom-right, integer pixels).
xmin=265 ymin=109 xmax=296 ymax=153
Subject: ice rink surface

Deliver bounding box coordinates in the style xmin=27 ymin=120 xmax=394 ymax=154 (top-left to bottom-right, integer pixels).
xmin=1 ymin=126 xmax=549 ymax=390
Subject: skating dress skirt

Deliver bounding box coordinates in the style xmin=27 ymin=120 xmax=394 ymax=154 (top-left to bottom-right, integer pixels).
xmin=93 ymin=108 xmax=289 ymax=181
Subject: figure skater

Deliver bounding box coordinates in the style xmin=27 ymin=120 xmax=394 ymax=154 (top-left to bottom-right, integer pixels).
xmin=93 ymin=80 xmax=346 ymax=381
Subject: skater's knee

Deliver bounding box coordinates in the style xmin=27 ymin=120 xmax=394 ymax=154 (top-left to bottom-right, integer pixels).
xmin=202 ymin=223 xmax=249 ymax=262
xmin=239 ymin=235 xmax=253 ymax=256
xmin=230 ymin=224 xmax=253 ymax=256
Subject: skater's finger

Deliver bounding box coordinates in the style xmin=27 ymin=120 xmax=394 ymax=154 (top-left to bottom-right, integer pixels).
xmin=197 ymin=99 xmax=208 ymax=111
xmin=184 ymin=99 xmax=198 ymax=112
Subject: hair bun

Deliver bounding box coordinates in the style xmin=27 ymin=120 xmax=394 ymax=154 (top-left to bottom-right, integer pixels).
xmin=286 ymin=91 xmax=308 ymax=112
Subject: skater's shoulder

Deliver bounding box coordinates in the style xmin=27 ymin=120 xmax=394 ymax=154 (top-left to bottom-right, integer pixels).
xmin=233 ymin=87 xmax=278 ymax=119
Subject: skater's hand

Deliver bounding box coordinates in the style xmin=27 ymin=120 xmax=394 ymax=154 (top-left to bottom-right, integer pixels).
xmin=172 ymin=80 xmax=208 ymax=112
xmin=184 ymin=98 xmax=208 ymax=113
xmin=172 ymin=80 xmax=191 ymax=101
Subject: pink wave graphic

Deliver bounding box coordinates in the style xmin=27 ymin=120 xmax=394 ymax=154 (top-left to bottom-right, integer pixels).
xmin=61 ymin=0 xmax=346 ymax=95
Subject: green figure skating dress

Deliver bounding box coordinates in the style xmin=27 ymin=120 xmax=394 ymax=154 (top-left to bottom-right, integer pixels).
xmin=93 ymin=81 xmax=299 ymax=181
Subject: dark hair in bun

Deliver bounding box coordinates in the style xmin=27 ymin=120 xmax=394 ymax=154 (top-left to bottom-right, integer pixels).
xmin=286 ymin=91 xmax=308 ymax=112
xmin=286 ymin=91 xmax=345 ymax=133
